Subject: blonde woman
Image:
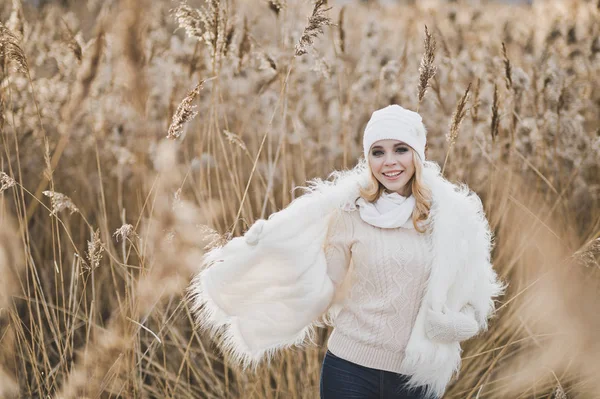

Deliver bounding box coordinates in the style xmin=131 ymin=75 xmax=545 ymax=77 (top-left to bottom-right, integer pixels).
xmin=189 ymin=105 xmax=504 ymax=399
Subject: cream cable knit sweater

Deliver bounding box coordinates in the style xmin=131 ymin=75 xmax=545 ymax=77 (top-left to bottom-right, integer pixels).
xmin=324 ymin=207 xmax=479 ymax=375
xmin=324 ymin=207 xmax=431 ymax=374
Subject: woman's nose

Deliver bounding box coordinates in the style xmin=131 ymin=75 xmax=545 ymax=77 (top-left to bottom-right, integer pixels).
xmin=384 ymin=155 xmax=397 ymax=165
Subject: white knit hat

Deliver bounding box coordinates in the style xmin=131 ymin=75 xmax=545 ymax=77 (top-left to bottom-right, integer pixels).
xmin=362 ymin=104 xmax=427 ymax=163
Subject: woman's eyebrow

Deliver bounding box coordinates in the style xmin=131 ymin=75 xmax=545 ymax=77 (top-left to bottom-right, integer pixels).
xmin=371 ymin=142 xmax=407 ymax=149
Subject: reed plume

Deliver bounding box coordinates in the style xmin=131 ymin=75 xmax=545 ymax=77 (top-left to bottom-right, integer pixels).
xmin=263 ymin=52 xmax=277 ymax=71
xmin=197 ymin=0 xmax=228 ymax=69
xmin=61 ymin=19 xmax=82 ymax=62
xmin=118 ymin=0 xmax=149 ymax=114
xmin=172 ymin=1 xmax=204 ymax=40
xmin=6 ymin=0 xmax=24 ymax=40
xmin=224 ymin=25 xmax=235 ymax=57
xmin=0 ymin=95 xmax=4 ymax=131
xmin=85 ymin=229 xmax=104 ymax=273
xmin=502 ymin=42 xmax=513 ymax=90
xmin=42 ymin=191 xmax=80 ymax=216
xmin=113 ymin=224 xmax=137 ymax=243
xmin=63 ymin=26 xmax=104 ymax=121
xmin=268 ymin=0 xmax=286 ymax=16
xmin=553 ymin=385 xmax=567 ymax=399
xmin=0 ymin=22 xmax=28 ymax=74
xmin=224 ymin=129 xmax=249 ymax=154
xmin=0 ymin=172 xmax=16 ymax=194
xmin=338 ymin=6 xmax=346 ymax=54
xmin=491 ymin=83 xmax=500 ymax=142
xmin=167 ymin=81 xmax=205 ymax=139
xmin=591 ymin=36 xmax=600 ymax=56
xmin=442 ymin=83 xmax=471 ymax=175
xmin=237 ymin=17 xmax=251 ymax=72
xmin=417 ymin=25 xmax=437 ymax=108
xmin=173 ymin=1 xmax=229 ymax=72
xmin=471 ymin=78 xmax=481 ymax=123
xmin=571 ymin=238 xmax=600 ymax=269
xmin=447 ymin=83 xmax=471 ymax=146
xmin=295 ymin=0 xmax=333 ymax=57
xmin=434 ymin=25 xmax=451 ymax=58
xmin=43 ymin=137 xmax=52 ymax=182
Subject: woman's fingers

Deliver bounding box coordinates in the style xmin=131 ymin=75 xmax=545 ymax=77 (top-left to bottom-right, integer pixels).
xmin=245 ymin=219 xmax=266 ymax=246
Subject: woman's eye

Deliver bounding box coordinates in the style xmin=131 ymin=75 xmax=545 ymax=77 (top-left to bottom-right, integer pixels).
xmin=372 ymin=148 xmax=407 ymax=156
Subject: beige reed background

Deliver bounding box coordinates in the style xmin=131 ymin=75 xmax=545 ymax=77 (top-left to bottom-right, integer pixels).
xmin=0 ymin=0 xmax=599 ymax=397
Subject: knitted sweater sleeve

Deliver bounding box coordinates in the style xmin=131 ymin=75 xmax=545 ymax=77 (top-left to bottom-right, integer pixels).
xmin=324 ymin=208 xmax=352 ymax=289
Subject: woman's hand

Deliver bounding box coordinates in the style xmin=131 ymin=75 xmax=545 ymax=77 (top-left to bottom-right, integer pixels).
xmin=244 ymin=219 xmax=266 ymax=246
xmin=424 ymin=305 xmax=479 ymax=343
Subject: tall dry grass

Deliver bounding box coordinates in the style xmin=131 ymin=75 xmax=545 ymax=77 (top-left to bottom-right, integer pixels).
xmin=0 ymin=0 xmax=599 ymax=398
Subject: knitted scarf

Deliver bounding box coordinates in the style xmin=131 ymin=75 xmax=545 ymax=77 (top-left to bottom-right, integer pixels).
xmin=356 ymin=191 xmax=415 ymax=229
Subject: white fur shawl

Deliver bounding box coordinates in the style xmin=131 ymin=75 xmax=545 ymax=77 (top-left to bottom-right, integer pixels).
xmin=188 ymin=159 xmax=505 ymax=398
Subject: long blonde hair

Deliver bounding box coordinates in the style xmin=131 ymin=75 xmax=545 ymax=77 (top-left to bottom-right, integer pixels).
xmin=358 ymin=148 xmax=432 ymax=233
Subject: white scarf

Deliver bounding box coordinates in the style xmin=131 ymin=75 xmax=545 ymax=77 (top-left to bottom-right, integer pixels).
xmin=356 ymin=191 xmax=416 ymax=229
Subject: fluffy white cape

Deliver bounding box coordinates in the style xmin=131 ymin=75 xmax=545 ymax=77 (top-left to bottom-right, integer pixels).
xmin=188 ymin=159 xmax=505 ymax=398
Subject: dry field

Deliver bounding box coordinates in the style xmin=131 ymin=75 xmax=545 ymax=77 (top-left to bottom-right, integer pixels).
xmin=1 ymin=0 xmax=599 ymax=397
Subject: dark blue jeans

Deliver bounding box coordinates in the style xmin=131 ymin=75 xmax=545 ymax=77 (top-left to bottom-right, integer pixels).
xmin=320 ymin=350 xmax=430 ymax=399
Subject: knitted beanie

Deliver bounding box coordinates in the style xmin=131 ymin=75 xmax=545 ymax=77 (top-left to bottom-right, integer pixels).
xmin=362 ymin=104 xmax=427 ymax=163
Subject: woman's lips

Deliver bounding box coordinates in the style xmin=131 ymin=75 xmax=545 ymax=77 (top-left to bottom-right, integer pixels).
xmin=382 ymin=171 xmax=403 ymax=180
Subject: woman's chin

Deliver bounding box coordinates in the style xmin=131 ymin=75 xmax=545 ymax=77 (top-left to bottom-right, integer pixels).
xmin=375 ymin=176 xmax=410 ymax=194
xmin=382 ymin=183 xmax=408 ymax=193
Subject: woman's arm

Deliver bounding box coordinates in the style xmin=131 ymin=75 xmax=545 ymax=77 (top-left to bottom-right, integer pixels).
xmin=324 ymin=208 xmax=353 ymax=289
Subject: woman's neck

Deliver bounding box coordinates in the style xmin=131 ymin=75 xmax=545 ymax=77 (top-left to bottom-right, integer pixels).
xmin=384 ymin=187 xmax=412 ymax=197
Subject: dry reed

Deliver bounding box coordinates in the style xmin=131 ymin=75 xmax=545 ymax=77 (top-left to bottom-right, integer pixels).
xmin=116 ymin=0 xmax=149 ymax=114
xmin=0 ymin=215 xmax=21 ymax=399
xmin=237 ymin=16 xmax=252 ymax=73
xmin=84 ymin=228 xmax=104 ymax=273
xmin=471 ymin=78 xmax=481 ymax=124
xmin=0 ymin=172 xmax=16 ymax=194
xmin=417 ymin=25 xmax=437 ymax=108
xmin=62 ymin=26 xmax=104 ymax=121
xmin=1 ymin=1 xmax=598 ymax=398
xmin=447 ymin=83 xmax=471 ymax=146
xmin=42 ymin=190 xmax=80 ymax=216
xmin=268 ymin=0 xmax=286 ymax=16
xmin=0 ymin=21 xmax=28 ymax=74
xmin=61 ymin=19 xmax=82 ymax=62
xmin=294 ymin=0 xmax=333 ymax=57
xmin=502 ymin=42 xmax=512 ymax=90
xmin=6 ymin=0 xmax=23 ymax=41
xmin=167 ymin=80 xmax=205 ymax=139
xmin=337 ymin=6 xmax=346 ymax=55
xmin=442 ymin=83 xmax=471 ymax=175
xmin=173 ymin=1 xmax=204 ymax=41
xmin=490 ymin=83 xmax=500 ymax=142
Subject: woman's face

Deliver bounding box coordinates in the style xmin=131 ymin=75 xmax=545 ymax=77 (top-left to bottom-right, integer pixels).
xmin=368 ymin=139 xmax=415 ymax=196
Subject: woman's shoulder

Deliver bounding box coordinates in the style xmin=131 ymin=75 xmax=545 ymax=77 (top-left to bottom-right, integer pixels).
xmin=340 ymin=197 xmax=361 ymax=213
xmin=328 ymin=199 xmax=360 ymax=231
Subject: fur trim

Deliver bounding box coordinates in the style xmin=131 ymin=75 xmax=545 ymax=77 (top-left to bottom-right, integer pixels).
xmin=187 ymin=159 xmax=505 ymax=397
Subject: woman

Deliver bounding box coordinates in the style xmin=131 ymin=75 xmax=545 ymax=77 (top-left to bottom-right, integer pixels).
xmin=189 ymin=105 xmax=505 ymax=399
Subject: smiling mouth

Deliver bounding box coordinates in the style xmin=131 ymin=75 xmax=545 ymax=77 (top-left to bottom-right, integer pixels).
xmin=382 ymin=171 xmax=403 ymax=178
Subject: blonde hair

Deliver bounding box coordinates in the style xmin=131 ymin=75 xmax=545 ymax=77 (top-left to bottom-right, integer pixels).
xmin=358 ymin=148 xmax=432 ymax=233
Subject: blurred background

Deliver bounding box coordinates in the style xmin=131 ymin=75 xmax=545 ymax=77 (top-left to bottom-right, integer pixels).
xmin=1 ymin=0 xmax=598 ymax=398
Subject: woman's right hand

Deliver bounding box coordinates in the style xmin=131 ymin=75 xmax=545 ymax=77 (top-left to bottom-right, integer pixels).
xmin=244 ymin=219 xmax=266 ymax=246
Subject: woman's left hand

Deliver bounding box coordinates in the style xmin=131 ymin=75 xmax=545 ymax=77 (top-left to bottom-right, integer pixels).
xmin=424 ymin=305 xmax=479 ymax=343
